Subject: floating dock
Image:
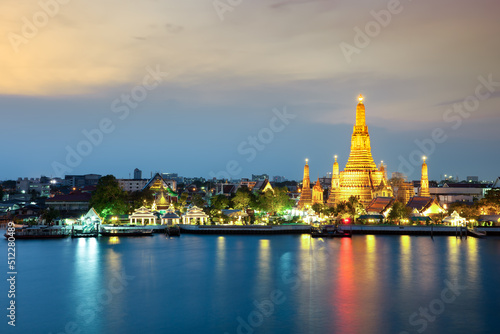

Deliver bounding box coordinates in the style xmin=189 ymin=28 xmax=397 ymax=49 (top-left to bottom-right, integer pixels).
xmin=179 ymin=224 xmax=312 ymax=235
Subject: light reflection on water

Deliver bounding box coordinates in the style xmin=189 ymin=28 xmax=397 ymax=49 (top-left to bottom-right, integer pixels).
xmin=1 ymin=233 xmax=499 ymax=334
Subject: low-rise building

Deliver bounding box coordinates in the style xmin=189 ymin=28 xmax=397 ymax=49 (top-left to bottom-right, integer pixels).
xmin=16 ymin=177 xmax=50 ymax=197
xmin=45 ymin=191 xmax=92 ymax=212
xmin=118 ymin=179 xmax=149 ymax=192
xmin=429 ymin=183 xmax=490 ymax=204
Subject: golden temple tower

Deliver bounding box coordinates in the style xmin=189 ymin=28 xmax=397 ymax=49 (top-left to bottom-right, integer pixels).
xmin=298 ymin=159 xmax=312 ymax=209
xmin=327 ymin=155 xmax=340 ymax=207
xmin=339 ymin=95 xmax=386 ymax=206
xmin=312 ymin=178 xmax=324 ymax=205
xmin=419 ymin=157 xmax=430 ymax=197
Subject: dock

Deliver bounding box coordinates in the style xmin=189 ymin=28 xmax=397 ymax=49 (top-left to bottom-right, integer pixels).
xmin=179 ymin=224 xmax=312 ymax=235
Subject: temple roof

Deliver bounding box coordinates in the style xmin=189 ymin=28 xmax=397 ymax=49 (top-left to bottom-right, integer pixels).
xmin=162 ymin=212 xmax=180 ymax=219
xmin=366 ymin=197 xmax=394 ymax=214
xmin=406 ymin=196 xmax=434 ymax=211
xmin=46 ymin=192 xmax=92 ymax=202
xmin=313 ymin=178 xmax=322 ymax=191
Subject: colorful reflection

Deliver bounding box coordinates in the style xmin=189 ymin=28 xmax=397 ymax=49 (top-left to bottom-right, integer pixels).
xmin=400 ymin=235 xmax=412 ymax=284
xmin=108 ymin=236 xmax=120 ymax=245
xmin=446 ymin=237 xmax=460 ymax=279
xmin=216 ymin=236 xmax=226 ymax=274
xmin=365 ymin=235 xmax=377 ymax=281
xmin=258 ymin=239 xmax=271 ymax=280
xmin=334 ymin=238 xmax=356 ymax=333
xmin=466 ymin=237 xmax=479 ymax=283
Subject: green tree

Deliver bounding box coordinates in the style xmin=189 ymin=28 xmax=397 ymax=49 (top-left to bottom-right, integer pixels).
xmin=192 ymin=194 xmax=206 ymax=207
xmin=484 ymin=189 xmax=500 ymax=202
xmin=312 ymin=203 xmax=325 ymax=215
xmin=42 ymin=207 xmax=60 ymax=224
xmin=257 ymin=188 xmax=293 ymax=215
xmin=128 ymin=189 xmax=154 ymax=212
xmin=89 ymin=175 xmax=128 ymax=218
xmin=232 ymin=187 xmax=256 ymax=210
xmin=211 ymin=194 xmax=229 ymax=210
xmin=387 ymin=201 xmax=411 ymax=224
xmin=336 ymin=196 xmax=365 ymax=222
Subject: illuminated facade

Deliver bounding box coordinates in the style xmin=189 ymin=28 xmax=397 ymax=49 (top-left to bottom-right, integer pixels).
xmin=312 ymin=178 xmax=324 ymax=205
xmin=327 ymin=156 xmax=340 ymax=207
xmin=297 ymin=159 xmax=312 ymax=209
xmin=330 ymin=95 xmax=389 ymax=206
xmin=419 ymin=157 xmax=430 ymax=197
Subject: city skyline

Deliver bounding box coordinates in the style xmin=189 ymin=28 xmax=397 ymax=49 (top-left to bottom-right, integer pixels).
xmin=2 ymin=0 xmax=500 ymax=181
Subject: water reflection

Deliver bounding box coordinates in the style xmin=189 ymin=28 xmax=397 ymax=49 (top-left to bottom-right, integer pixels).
xmin=447 ymin=237 xmax=460 ymax=279
xmin=335 ymin=238 xmax=356 ymax=333
xmin=400 ymin=235 xmax=412 ymax=285
xmin=108 ymin=236 xmax=120 ymax=245
xmin=258 ymin=239 xmax=271 ymax=281
xmin=466 ymin=237 xmax=479 ymax=284
xmin=74 ymin=238 xmax=99 ymax=284
xmin=365 ymin=235 xmax=377 ymax=282
xmin=215 ymin=236 xmax=226 ymax=274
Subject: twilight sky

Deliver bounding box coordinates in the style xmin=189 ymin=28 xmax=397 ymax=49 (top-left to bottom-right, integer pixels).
xmin=1 ymin=0 xmax=499 ymax=182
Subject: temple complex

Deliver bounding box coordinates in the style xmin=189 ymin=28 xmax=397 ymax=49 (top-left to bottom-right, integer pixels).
xmin=329 ymin=95 xmax=389 ymax=206
xmin=297 ymin=159 xmax=312 ymax=209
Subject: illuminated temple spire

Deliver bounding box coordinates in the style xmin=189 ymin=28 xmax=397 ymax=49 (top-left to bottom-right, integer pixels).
xmin=298 ymin=159 xmax=312 ymax=209
xmin=338 ymin=94 xmax=383 ymax=205
xmin=327 ymin=155 xmax=340 ymax=207
xmin=419 ymin=156 xmax=430 ymax=197
xmin=344 ymin=94 xmax=377 ymax=171
xmin=312 ymin=178 xmax=324 ymax=205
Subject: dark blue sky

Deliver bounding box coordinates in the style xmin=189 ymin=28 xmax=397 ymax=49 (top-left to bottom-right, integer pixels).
xmin=2 ymin=0 xmax=500 ymax=182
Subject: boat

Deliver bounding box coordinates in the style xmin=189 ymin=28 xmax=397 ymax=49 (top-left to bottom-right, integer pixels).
xmin=179 ymin=224 xmax=312 ymax=235
xmin=165 ymin=225 xmax=181 ymax=236
xmin=311 ymin=225 xmax=352 ymax=238
xmin=71 ymin=232 xmax=99 ymax=238
xmin=4 ymin=227 xmax=71 ymax=239
xmin=99 ymin=228 xmax=153 ymax=237
xmin=71 ymin=225 xmax=98 ymax=238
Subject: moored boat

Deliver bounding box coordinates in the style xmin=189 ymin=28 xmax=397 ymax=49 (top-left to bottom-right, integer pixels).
xmin=100 ymin=228 xmax=153 ymax=237
xmin=311 ymin=225 xmax=352 ymax=238
xmin=4 ymin=227 xmax=71 ymax=239
xmin=166 ymin=225 xmax=181 ymax=236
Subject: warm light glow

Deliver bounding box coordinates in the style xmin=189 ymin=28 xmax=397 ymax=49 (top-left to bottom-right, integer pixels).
xmin=358 ymin=94 xmax=364 ymax=102
xmin=423 ymin=156 xmax=427 ymax=162
xmin=305 ymin=158 xmax=309 ymax=163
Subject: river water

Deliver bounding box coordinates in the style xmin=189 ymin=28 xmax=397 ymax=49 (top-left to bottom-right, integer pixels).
xmin=1 ymin=232 xmax=499 ymax=334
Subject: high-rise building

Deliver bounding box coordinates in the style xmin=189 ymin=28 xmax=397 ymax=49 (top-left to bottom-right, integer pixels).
xmin=134 ymin=168 xmax=142 ymax=180
xmin=466 ymin=176 xmax=479 ymax=183
xmin=252 ymin=174 xmax=269 ymax=181
xmin=297 ymin=159 xmax=312 ymax=209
